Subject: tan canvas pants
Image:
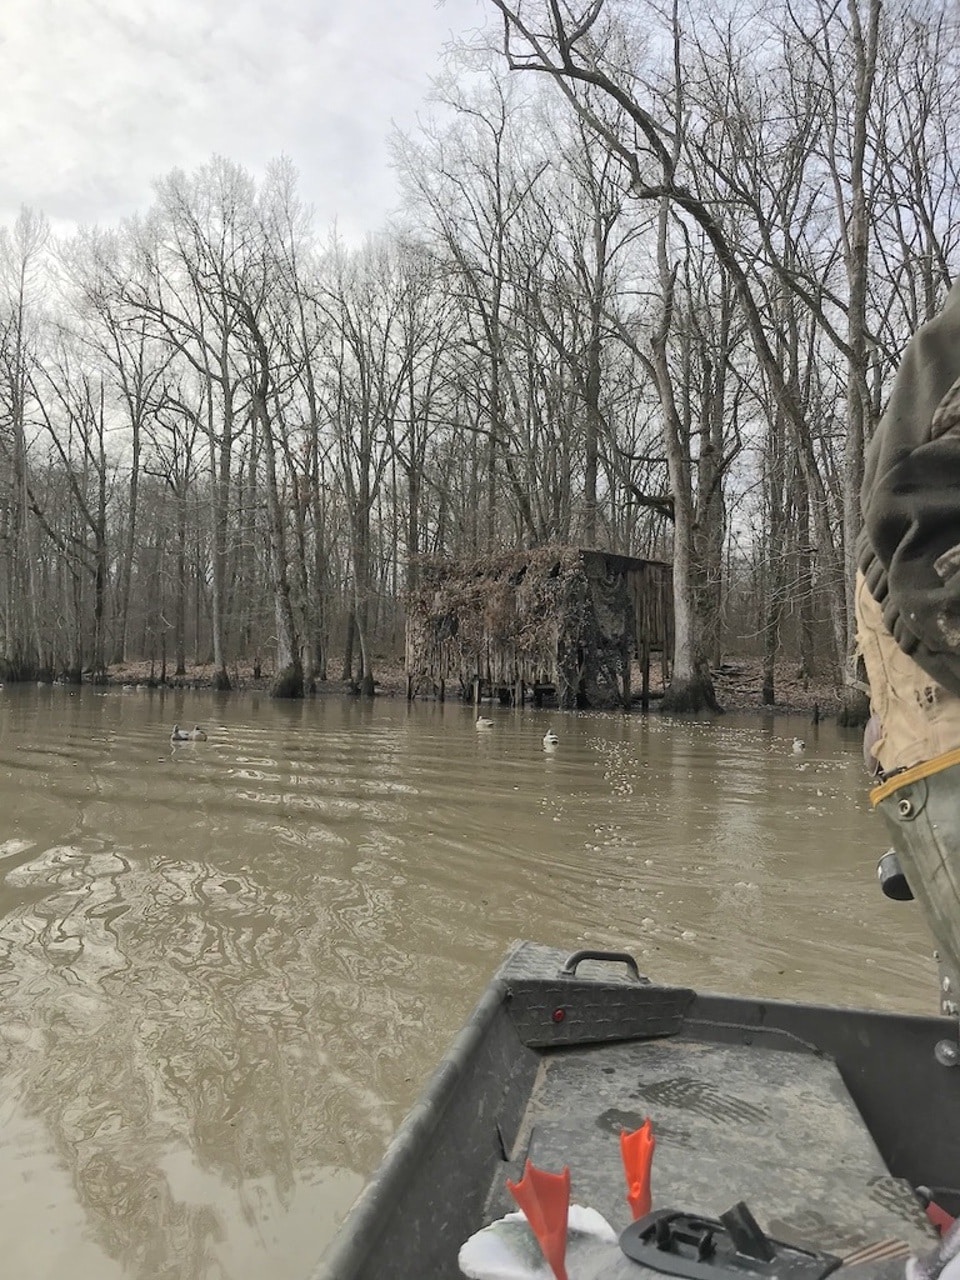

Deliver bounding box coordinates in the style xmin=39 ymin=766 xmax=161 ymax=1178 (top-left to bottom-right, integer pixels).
xmin=855 ymin=571 xmax=960 ymax=776
xmin=858 ymin=573 xmax=960 ymax=997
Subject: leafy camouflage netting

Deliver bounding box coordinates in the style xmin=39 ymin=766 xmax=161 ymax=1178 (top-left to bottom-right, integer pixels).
xmin=404 ymin=546 xmax=671 ymax=709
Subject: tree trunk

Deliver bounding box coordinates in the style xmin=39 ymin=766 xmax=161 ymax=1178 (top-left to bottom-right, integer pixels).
xmin=651 ymin=199 xmax=720 ymax=714
xmin=114 ymin=416 xmax=141 ymax=664
xmin=583 ymin=310 xmax=601 ymax=546
xmin=246 ymin=317 xmax=303 ymax=700
xmin=208 ymin=375 xmax=231 ymax=691
xmin=342 ymin=609 xmax=356 ymax=684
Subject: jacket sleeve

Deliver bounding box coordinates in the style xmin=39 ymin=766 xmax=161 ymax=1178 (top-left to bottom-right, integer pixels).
xmin=861 ymin=280 xmax=960 ymax=663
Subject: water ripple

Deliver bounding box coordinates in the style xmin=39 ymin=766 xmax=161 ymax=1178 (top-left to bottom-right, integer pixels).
xmin=0 ymin=689 xmax=936 ymax=1278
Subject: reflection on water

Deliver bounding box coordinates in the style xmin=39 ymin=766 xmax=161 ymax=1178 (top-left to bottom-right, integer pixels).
xmin=0 ymin=688 xmax=936 ymax=1278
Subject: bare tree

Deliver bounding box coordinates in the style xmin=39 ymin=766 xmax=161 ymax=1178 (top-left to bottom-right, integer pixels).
xmin=485 ymin=0 xmax=878 ymax=708
xmin=28 ymin=335 xmax=112 ymax=680
xmin=117 ymin=160 xmax=269 ymax=689
xmin=142 ymin=370 xmax=203 ymax=675
xmin=0 ymin=208 xmax=48 ymax=678
xmin=394 ymin=73 xmax=553 ymax=546
xmin=61 ymin=226 xmax=176 ymax=663
xmin=261 ymin=159 xmax=334 ymax=686
xmin=317 ymin=239 xmax=406 ymax=695
xmin=386 ymin=238 xmax=460 ymax=591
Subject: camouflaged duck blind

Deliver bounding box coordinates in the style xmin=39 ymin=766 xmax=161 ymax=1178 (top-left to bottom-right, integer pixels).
xmin=404 ymin=546 xmax=672 ymax=709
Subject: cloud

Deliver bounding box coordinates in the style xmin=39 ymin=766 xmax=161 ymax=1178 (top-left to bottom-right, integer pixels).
xmin=0 ymin=0 xmax=484 ymax=236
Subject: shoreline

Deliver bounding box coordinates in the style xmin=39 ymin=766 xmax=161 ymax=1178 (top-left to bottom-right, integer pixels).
xmin=74 ymin=656 xmax=841 ymax=719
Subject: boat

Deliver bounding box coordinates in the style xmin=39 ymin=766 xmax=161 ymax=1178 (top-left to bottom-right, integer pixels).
xmin=314 ymin=941 xmax=960 ymax=1280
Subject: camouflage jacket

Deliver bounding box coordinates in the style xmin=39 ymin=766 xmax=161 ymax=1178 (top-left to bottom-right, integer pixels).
xmin=858 ymin=277 xmax=960 ymax=697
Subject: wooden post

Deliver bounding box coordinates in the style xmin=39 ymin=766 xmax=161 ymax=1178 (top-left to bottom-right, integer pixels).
xmin=472 ymin=675 xmax=480 ymax=708
xmin=439 ymin=677 xmax=445 ymax=703
xmin=641 ymin=640 xmax=651 ymax=711
xmin=406 ymin=673 xmax=414 ymax=701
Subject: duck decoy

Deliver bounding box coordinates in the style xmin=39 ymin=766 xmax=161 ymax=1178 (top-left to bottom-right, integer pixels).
xmin=171 ymin=724 xmax=206 ymax=743
xmin=476 ymin=716 xmax=494 ymax=729
xmin=460 ymin=1128 xmax=653 ymax=1280
xmin=543 ymin=729 xmax=559 ymax=747
xmin=792 ymin=737 xmax=806 ymax=754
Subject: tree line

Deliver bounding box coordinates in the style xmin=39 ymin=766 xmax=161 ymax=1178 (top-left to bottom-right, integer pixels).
xmin=1 ymin=0 xmax=957 ymax=708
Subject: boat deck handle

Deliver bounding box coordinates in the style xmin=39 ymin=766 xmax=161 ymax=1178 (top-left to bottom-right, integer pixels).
xmin=560 ymin=949 xmax=647 ymax=983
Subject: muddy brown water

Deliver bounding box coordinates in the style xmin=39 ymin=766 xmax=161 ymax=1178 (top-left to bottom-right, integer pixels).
xmin=0 ymin=685 xmax=936 ymax=1279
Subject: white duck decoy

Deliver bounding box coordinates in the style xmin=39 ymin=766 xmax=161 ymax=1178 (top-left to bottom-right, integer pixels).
xmin=543 ymin=729 xmax=559 ymax=747
xmin=476 ymin=715 xmax=494 ymax=729
xmin=171 ymin=724 xmax=207 ymax=743
xmin=792 ymin=737 xmax=806 ymax=754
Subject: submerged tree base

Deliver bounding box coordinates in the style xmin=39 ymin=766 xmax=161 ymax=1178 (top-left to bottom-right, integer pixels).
xmin=213 ymin=668 xmax=232 ymax=692
xmin=0 ymin=660 xmax=34 ymax=682
xmin=660 ymin=674 xmax=723 ymax=714
xmin=837 ymin=687 xmax=870 ymax=727
xmin=270 ymin=664 xmax=304 ymax=699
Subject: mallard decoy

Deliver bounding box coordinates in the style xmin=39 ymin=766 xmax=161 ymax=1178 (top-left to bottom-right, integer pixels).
xmin=476 ymin=715 xmax=494 ymax=729
xmin=543 ymin=729 xmax=559 ymax=747
xmin=189 ymin=725 xmax=207 ymax=740
xmin=792 ymin=737 xmax=806 ymax=754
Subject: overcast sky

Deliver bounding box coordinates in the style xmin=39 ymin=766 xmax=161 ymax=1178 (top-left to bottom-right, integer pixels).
xmin=1 ymin=0 xmax=487 ymax=239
